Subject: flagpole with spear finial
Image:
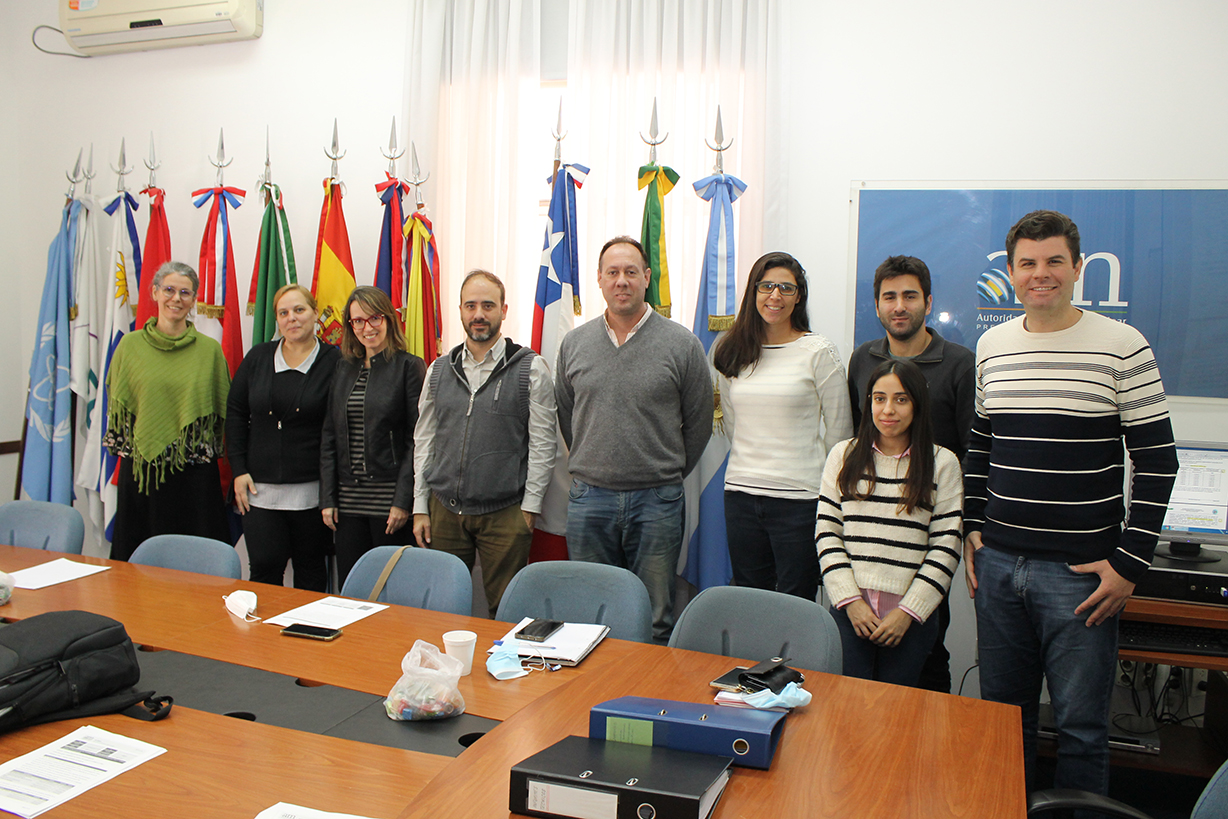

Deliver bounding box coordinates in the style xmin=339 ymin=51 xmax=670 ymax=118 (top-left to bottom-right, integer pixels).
xmin=705 ymin=105 xmax=733 ymax=175
xmin=247 ymin=127 xmax=299 ymax=342
xmin=136 ymin=134 xmax=171 ymax=329
xmin=408 ymin=142 xmax=430 ymax=211
xmin=638 ymin=97 xmax=678 ymax=317
xmin=65 ymin=148 xmax=84 ymax=202
xmin=374 ymin=117 xmax=410 ymax=314
xmin=192 ymin=127 xmax=245 ymax=374
xmin=694 ymin=105 xmax=746 ymax=333
xmin=551 ymin=98 xmax=566 ymax=185
xmin=144 ymin=134 xmax=159 ymax=189
xmin=111 ymin=138 xmax=132 ymax=194
xmin=382 ymin=117 xmax=405 ymax=179
xmin=325 ymin=118 xmax=346 ymax=187
xmin=312 ymin=119 xmax=357 ymax=346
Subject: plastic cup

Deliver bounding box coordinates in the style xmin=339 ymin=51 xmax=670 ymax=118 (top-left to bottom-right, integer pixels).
xmin=443 ymin=630 xmax=478 ymax=676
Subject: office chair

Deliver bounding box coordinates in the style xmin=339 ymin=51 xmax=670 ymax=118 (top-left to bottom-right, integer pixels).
xmin=495 ymin=561 xmax=653 ymax=643
xmin=0 ymin=500 xmax=85 ymax=554
xmin=340 ymin=546 xmax=472 ymax=615
xmin=129 ymin=534 xmax=242 ymax=579
xmin=1028 ymin=754 xmax=1228 ymax=818
xmin=668 ymin=585 xmax=843 ymax=675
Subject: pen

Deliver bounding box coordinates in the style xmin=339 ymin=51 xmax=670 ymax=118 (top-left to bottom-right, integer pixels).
xmin=494 ymin=640 xmax=558 ymax=650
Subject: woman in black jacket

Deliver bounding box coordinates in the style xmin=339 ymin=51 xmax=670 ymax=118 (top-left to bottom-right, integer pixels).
xmin=320 ymin=286 xmax=426 ymax=586
xmin=227 ymin=284 xmax=340 ymax=590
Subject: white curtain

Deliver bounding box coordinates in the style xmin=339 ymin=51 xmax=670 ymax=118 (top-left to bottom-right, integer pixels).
xmin=566 ymin=0 xmax=785 ymax=327
xmin=404 ymin=0 xmax=543 ymax=346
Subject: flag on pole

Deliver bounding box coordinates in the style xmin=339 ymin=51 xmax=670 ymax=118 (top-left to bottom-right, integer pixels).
xmin=135 ymin=185 xmax=171 ymax=329
xmin=404 ymin=210 xmax=442 ymax=364
xmin=69 ymin=193 xmax=107 ymax=418
xmin=374 ymin=172 xmax=409 ymax=312
xmin=22 ymin=202 xmax=79 ymax=504
xmin=192 ymin=185 xmax=245 ymax=375
xmin=76 ymin=191 xmax=140 ymax=540
xmin=682 ymin=173 xmax=746 ymax=591
xmin=692 ymin=173 xmax=747 ymax=331
xmin=311 ymin=180 xmax=356 ymax=345
xmin=530 ymin=163 xmax=588 ymax=544
xmin=638 ymin=163 xmax=679 ymax=317
xmin=247 ymin=182 xmax=298 ymax=345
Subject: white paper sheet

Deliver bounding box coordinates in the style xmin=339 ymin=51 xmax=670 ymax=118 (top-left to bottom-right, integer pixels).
xmin=8 ymin=558 xmax=110 ymax=590
xmin=265 ymin=596 xmax=388 ymax=629
xmin=0 ymin=725 xmax=166 ymax=818
xmin=254 ymin=802 xmax=379 ymax=819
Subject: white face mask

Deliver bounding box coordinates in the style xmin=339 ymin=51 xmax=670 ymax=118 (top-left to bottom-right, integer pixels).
xmin=223 ymin=590 xmax=260 ymax=622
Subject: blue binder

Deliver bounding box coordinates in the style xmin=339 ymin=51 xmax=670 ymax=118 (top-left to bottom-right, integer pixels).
xmin=589 ymin=696 xmax=786 ymax=770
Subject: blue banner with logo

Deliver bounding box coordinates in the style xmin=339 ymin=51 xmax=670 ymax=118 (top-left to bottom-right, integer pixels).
xmin=853 ymin=188 xmax=1228 ymax=399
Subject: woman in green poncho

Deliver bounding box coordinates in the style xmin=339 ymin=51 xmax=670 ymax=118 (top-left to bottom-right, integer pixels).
xmin=103 ymin=261 xmax=232 ymax=561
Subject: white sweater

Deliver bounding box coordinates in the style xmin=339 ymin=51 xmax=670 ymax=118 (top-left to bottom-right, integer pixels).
xmin=718 ymin=334 xmax=853 ymax=499
xmin=815 ymin=440 xmax=963 ymax=622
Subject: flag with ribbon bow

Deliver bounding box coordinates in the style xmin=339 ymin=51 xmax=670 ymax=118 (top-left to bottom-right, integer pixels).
xmin=76 ymin=190 xmax=140 ymax=540
xmin=638 ymin=163 xmax=679 ymax=317
xmin=247 ymin=182 xmax=298 ymax=345
xmin=22 ymin=202 xmax=78 ymax=504
xmin=192 ymin=185 xmax=245 ymax=375
xmin=374 ymin=172 xmax=409 ymax=312
xmin=693 ymin=173 xmax=747 ymax=331
xmin=311 ymin=180 xmax=356 ymax=346
xmin=404 ymin=210 xmax=442 ymax=364
xmin=136 ymin=185 xmax=171 ymax=329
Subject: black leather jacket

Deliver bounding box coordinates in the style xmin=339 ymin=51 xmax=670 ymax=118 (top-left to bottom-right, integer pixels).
xmin=320 ymin=348 xmax=426 ymax=511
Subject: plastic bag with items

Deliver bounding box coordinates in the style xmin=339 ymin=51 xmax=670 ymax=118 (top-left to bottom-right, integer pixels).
xmin=384 ymin=639 xmax=466 ymax=721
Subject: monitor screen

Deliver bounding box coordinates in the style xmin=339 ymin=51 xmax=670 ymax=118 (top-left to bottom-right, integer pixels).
xmin=1159 ymin=441 xmax=1228 ymax=547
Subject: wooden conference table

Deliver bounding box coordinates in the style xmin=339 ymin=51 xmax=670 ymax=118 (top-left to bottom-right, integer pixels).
xmin=0 ymin=546 xmax=1026 ymax=818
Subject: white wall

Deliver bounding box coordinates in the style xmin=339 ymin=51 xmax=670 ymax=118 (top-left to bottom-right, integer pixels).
xmin=781 ymin=0 xmax=1228 ymax=696
xmin=4 ymin=0 xmax=1226 ymax=691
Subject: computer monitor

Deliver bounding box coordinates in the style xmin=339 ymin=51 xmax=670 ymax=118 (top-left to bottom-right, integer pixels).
xmin=1156 ymin=440 xmax=1228 ymax=562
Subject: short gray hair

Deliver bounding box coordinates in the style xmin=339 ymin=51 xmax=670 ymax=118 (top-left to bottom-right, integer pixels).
xmin=151 ymin=261 xmax=199 ymax=293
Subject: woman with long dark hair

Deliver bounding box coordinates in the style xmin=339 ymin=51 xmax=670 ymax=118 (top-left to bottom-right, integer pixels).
xmin=712 ymin=251 xmax=853 ymax=600
xmin=816 ymin=358 xmax=963 ymax=686
xmin=320 ymin=286 xmax=426 ymax=586
xmin=227 ymin=284 xmax=340 ymax=590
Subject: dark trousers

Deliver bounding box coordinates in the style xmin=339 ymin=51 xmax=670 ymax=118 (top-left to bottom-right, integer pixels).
xmin=111 ymin=458 xmax=230 ymax=561
xmin=334 ymin=512 xmax=404 ymax=590
xmin=917 ymin=595 xmax=952 ymax=693
xmin=241 ymin=505 xmax=332 ymax=592
xmin=723 ymin=491 xmax=820 ymax=601
xmin=832 ymin=602 xmax=939 ymax=687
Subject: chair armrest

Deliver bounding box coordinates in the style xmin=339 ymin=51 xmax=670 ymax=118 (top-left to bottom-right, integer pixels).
xmin=1027 ymin=788 xmax=1153 ymax=819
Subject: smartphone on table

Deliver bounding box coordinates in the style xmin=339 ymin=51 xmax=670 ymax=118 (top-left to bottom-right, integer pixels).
xmin=281 ymin=623 xmax=343 ymax=641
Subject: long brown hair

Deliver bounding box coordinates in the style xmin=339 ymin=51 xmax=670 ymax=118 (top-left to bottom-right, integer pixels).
xmin=340 ymin=286 xmax=407 ymax=361
xmin=713 ymin=251 xmax=810 ymax=378
xmin=837 ymin=359 xmax=935 ymax=514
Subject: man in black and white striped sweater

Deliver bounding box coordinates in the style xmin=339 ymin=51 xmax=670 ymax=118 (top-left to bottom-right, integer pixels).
xmin=962 ymin=210 xmax=1178 ymax=799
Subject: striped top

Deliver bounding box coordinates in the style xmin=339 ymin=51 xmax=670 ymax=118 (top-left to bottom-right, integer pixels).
xmin=816 ymin=440 xmax=964 ymax=622
xmin=338 ymin=368 xmax=397 ymax=516
xmin=962 ymin=312 xmax=1178 ymax=582
xmin=718 ymin=334 xmax=854 ymax=499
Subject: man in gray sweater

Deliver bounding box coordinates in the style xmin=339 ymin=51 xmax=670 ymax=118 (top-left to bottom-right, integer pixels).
xmin=555 ymin=236 xmax=713 ymax=640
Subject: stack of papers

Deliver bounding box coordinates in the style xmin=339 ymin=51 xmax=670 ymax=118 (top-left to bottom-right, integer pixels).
xmin=265 ymin=597 xmax=388 ymax=629
xmin=8 ymin=559 xmax=109 ymax=590
xmin=489 ymin=617 xmax=610 ymax=666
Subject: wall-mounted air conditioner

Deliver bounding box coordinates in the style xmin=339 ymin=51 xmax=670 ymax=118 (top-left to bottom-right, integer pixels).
xmin=59 ymin=0 xmax=263 ymax=57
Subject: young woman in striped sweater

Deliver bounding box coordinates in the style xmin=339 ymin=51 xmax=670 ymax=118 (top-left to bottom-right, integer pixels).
xmin=816 ymin=359 xmax=963 ymax=686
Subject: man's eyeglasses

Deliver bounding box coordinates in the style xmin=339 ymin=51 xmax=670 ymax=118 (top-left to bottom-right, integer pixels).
xmin=755 ymin=281 xmax=799 ymax=296
xmin=349 ymin=314 xmax=386 ymax=330
xmin=161 ymin=286 xmax=195 ymax=301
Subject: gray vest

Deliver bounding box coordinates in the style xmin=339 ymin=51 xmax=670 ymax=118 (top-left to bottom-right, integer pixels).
xmin=425 ymin=342 xmax=534 ymax=515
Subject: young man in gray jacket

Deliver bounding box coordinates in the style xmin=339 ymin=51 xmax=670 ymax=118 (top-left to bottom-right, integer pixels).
xmin=412 ymin=270 xmax=557 ymax=614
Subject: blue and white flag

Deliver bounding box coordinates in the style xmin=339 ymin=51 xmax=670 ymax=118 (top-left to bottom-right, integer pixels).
xmin=22 ymin=203 xmax=79 ymax=504
xmin=531 ymin=163 xmax=588 ymax=538
xmin=76 ymin=192 xmax=139 ymax=541
xmin=70 ymin=194 xmax=107 ymax=409
xmin=693 ymin=174 xmax=747 ymax=331
xmin=682 ymin=175 xmax=746 ymax=590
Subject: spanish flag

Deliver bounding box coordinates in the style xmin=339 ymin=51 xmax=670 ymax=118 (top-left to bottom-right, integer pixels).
xmin=638 ymin=163 xmax=679 ymax=317
xmin=311 ymin=179 xmax=356 ymax=346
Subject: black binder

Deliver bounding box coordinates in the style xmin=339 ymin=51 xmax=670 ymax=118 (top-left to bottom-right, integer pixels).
xmin=510 ymin=735 xmax=732 ymax=819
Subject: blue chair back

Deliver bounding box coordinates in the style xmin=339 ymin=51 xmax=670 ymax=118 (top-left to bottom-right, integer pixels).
xmin=129 ymin=534 xmax=241 ymax=579
xmin=495 ymin=561 xmax=653 ymax=643
xmin=668 ymin=585 xmax=843 ymax=675
xmin=340 ymin=546 xmax=473 ymax=615
xmin=1194 ymin=756 xmax=1228 ymax=819
xmin=0 ymin=500 xmax=85 ymax=554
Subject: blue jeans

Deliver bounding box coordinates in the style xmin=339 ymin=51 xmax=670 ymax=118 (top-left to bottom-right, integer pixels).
xmin=831 ymin=602 xmax=939 ymax=686
xmin=724 ymin=491 xmax=820 ymax=600
xmin=974 ymin=545 xmax=1118 ymax=797
xmin=566 ymin=480 xmax=684 ymax=641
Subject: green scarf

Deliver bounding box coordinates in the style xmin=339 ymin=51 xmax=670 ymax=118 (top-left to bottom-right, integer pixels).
xmin=106 ymin=319 xmax=230 ymax=493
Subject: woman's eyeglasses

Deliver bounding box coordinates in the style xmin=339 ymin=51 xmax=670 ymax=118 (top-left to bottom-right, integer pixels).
xmin=349 ymin=314 xmax=386 ymax=330
xmin=755 ymin=281 xmax=799 ymax=296
xmin=161 ymin=286 xmax=195 ymax=301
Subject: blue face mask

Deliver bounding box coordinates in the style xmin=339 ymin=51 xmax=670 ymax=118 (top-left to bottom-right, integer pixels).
xmin=743 ymin=681 xmax=812 ymax=710
xmin=486 ymin=641 xmax=529 ymax=680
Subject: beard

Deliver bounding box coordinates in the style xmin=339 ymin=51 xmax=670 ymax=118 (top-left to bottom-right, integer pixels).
xmin=882 ymin=311 xmax=925 ymax=342
xmin=465 ymin=319 xmax=500 ymax=343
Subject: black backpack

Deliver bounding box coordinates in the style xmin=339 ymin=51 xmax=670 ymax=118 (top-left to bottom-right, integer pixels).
xmin=0 ymin=610 xmax=171 ymax=733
